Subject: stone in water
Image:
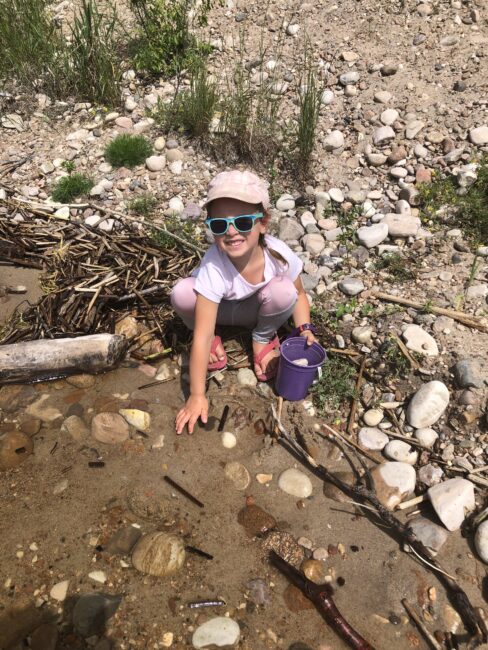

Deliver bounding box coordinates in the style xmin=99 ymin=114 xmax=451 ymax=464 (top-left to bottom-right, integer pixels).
xmin=278 ymin=468 xmax=313 ymax=498
xmin=192 ymin=617 xmax=240 ymax=648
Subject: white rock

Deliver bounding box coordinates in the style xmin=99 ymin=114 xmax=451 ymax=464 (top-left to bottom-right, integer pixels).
xmin=50 ymin=580 xmax=69 ymax=602
xmin=384 ymin=440 xmax=418 ymax=465
xmin=374 ymin=91 xmax=392 ymax=104
xmin=54 ymin=206 xmax=70 ymax=220
xmin=328 ymin=188 xmax=344 ymax=203
xmin=2 ymin=114 xmax=25 ymax=131
xmin=154 ymin=136 xmax=166 ymax=151
xmin=315 ymin=191 xmax=330 ymax=206
xmin=405 ymin=120 xmax=425 ymax=140
xmin=303 ymin=233 xmax=326 ymax=256
xmin=66 ymin=128 xmax=89 ymax=141
xmin=300 ymin=211 xmax=316 ymax=228
xmin=339 ymin=71 xmax=360 ymax=85
xmin=146 ymin=156 xmax=165 ymax=172
xmin=324 ymin=130 xmax=344 ymax=151
xmin=192 ymin=617 xmax=240 ymax=648
xmin=373 ymin=126 xmax=395 ymax=145
xmin=338 ymin=277 xmax=364 ymax=296
xmin=382 ymin=213 xmax=421 ymax=237
xmin=286 ymin=23 xmax=300 ymax=35
xmin=221 ymin=431 xmax=237 ymax=448
xmin=276 ymin=194 xmax=295 ymax=211
xmin=406 ymin=381 xmax=450 ymax=428
xmin=358 ymin=427 xmax=389 ymax=451
xmin=363 ymin=409 xmax=383 ymax=426
xmin=237 ymin=368 xmax=257 ymax=387
xmin=414 ymin=428 xmax=438 ymax=448
xmin=371 ymin=462 xmax=416 ymax=509
xmin=88 ymin=570 xmax=107 ymax=584
xmin=278 ymin=468 xmax=313 ymax=498
xmin=351 ymin=326 xmax=373 ymax=345
xmin=168 ymin=196 xmax=184 ymax=214
xmin=356 ymin=223 xmax=388 ymax=248
xmin=224 ymin=462 xmax=250 ymax=490
xmin=475 ymin=520 xmax=488 ymax=563
xmin=380 ymin=109 xmax=399 ymax=126
xmin=428 ymin=478 xmax=475 ymax=531
xmin=125 ymin=97 xmax=138 ymax=112
xmin=321 ymin=90 xmax=334 ymax=105
xmin=469 ymin=126 xmax=488 ymax=145
xmin=402 ymin=324 xmax=439 ymax=357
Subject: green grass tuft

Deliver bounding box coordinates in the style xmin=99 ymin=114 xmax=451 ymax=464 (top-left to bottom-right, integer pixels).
xmin=128 ymin=194 xmax=158 ymax=216
xmin=105 ymin=135 xmax=152 ymax=168
xmin=311 ymin=356 xmax=357 ymax=413
xmin=51 ymin=173 xmax=93 ymax=203
xmin=373 ymin=252 xmax=417 ymax=283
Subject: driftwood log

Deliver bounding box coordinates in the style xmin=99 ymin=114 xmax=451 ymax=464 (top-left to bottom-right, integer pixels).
xmin=0 ymin=334 xmax=127 ymax=384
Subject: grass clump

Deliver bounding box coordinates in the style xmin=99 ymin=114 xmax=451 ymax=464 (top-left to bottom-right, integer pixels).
xmin=129 ymin=0 xmax=215 ymax=77
xmin=156 ymin=63 xmax=218 ymax=137
xmin=151 ymin=214 xmax=201 ymax=248
xmin=69 ymin=0 xmax=121 ymax=106
xmin=311 ymin=356 xmax=357 ymax=413
xmin=419 ymin=156 xmax=488 ymax=243
xmin=128 ymin=195 xmax=158 ymax=216
xmin=105 ymin=135 xmax=152 ymax=168
xmin=51 ymin=173 xmax=93 ymax=203
xmin=373 ymin=253 xmax=416 ymax=283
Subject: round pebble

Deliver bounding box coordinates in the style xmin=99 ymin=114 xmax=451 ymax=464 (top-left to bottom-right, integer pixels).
xmin=278 ymin=468 xmax=313 ymax=498
xmin=221 ymin=431 xmax=237 ymax=448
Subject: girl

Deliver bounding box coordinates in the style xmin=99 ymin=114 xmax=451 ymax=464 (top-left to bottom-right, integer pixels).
xmin=171 ymin=170 xmax=318 ymax=434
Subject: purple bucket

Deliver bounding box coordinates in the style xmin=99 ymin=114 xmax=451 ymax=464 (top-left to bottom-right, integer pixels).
xmin=275 ymin=337 xmax=327 ymax=401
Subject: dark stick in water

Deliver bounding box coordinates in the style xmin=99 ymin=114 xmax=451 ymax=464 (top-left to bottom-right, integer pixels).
xmin=270 ymin=551 xmax=375 ymax=650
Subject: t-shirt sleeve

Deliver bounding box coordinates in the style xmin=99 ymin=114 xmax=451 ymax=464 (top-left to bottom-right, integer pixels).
xmin=194 ymin=260 xmax=226 ymax=303
xmin=266 ymin=235 xmax=303 ymax=281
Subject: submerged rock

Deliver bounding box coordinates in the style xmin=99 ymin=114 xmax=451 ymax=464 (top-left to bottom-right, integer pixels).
xmin=237 ymin=504 xmax=277 ymax=537
xmin=278 ymin=468 xmax=313 ymax=498
xmin=72 ymin=593 xmax=122 ymax=637
xmin=0 ymin=431 xmax=34 ymax=470
xmin=192 ymin=617 xmax=240 ymax=648
xmin=131 ymin=532 xmax=185 ymax=577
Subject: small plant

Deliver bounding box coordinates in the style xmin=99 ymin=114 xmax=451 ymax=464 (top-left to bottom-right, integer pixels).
xmin=336 ymin=205 xmax=361 ymax=253
xmin=105 ymin=134 xmax=152 ymax=168
xmin=311 ymin=356 xmax=357 ymax=413
xmin=51 ymin=173 xmax=94 ymax=203
xmin=373 ymin=253 xmax=416 ymax=283
xmin=289 ymin=50 xmax=322 ymax=179
xmin=359 ymin=303 xmax=375 ymax=318
xmin=61 ymin=160 xmax=76 ymax=174
xmin=68 ymin=0 xmax=121 ymax=105
xmin=129 ymin=0 xmax=215 ymax=77
xmin=156 ymin=63 xmax=218 ymax=137
xmin=150 ymin=214 xmax=200 ymax=248
xmin=128 ymin=194 xmax=158 ymax=216
xmin=379 ymin=337 xmax=411 ymax=378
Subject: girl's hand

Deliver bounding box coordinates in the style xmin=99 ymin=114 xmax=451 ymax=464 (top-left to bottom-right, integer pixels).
xmin=175 ymin=395 xmax=209 ymax=435
xmin=300 ymin=329 xmax=318 ymax=346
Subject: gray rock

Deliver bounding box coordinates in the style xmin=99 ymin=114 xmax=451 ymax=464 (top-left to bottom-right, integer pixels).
xmin=302 ymin=233 xmax=326 ymax=256
xmin=380 ymin=109 xmax=399 ymax=126
xmin=321 ymin=90 xmax=334 ymax=105
xmin=406 ymin=381 xmax=450 ymax=428
xmin=146 ymin=156 xmax=165 ymax=172
xmin=374 ymin=91 xmax=392 ymax=104
xmin=328 ymin=187 xmax=344 ymax=203
xmin=352 ymin=326 xmax=373 ymax=346
xmin=382 ymin=213 xmax=421 ymax=237
xmin=106 ymin=525 xmax=142 ymax=555
xmin=276 ymin=194 xmax=295 ymax=211
xmin=339 ymin=71 xmax=360 ymax=85
xmin=418 ymin=464 xmax=443 ymax=487
xmin=237 ymin=368 xmax=257 ymax=387
xmin=373 ymin=126 xmax=395 ymax=145
xmin=405 ymin=120 xmax=425 ymax=140
xmin=356 ymin=223 xmax=388 ymax=248
xmin=366 ymin=152 xmax=388 ymax=166
xmin=338 ymin=277 xmax=364 ymax=296
xmin=73 ymin=593 xmax=122 ymax=637
xmin=402 ymin=324 xmax=439 ymax=357
xmin=279 ymin=218 xmax=304 ymax=241
xmin=407 ymin=516 xmax=448 ymax=555
xmin=475 ymin=520 xmax=488 ymax=564
xmin=453 ymin=359 xmax=485 ymax=389
xmin=381 ymin=63 xmax=398 ymax=76
xmin=428 ymin=478 xmax=475 ymax=531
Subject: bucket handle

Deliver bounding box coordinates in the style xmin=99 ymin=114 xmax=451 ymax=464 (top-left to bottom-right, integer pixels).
xmin=312 ymin=366 xmax=322 ymax=385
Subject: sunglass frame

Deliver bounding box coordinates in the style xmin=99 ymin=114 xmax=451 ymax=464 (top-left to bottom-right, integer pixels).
xmin=204 ymin=212 xmax=264 ymax=236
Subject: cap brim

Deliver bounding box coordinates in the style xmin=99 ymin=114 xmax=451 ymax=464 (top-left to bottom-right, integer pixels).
xmin=203 ymin=189 xmax=269 ymax=209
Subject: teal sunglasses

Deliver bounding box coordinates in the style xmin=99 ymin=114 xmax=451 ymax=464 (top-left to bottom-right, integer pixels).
xmin=204 ymin=213 xmax=264 ymax=236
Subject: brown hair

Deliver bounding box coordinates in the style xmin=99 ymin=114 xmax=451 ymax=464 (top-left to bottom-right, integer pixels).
xmin=259 ymin=207 xmax=288 ymax=268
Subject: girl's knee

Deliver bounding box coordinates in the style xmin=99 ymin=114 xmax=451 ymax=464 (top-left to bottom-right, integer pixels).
xmin=258 ymin=276 xmax=297 ymax=313
xmin=170 ymin=277 xmax=197 ymax=312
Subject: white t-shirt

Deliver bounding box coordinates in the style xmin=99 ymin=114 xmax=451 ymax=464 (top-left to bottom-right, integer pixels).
xmin=192 ymin=234 xmax=303 ymax=304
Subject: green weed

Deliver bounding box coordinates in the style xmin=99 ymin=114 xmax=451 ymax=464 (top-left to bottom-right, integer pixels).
xmin=150 ymin=214 xmax=200 ymax=248
xmin=51 ymin=173 xmax=93 ymax=203
xmin=311 ymin=355 xmax=357 ymax=413
xmin=69 ymin=0 xmax=121 ymax=105
xmin=373 ymin=253 xmax=416 ymax=283
xmin=128 ymin=194 xmax=158 ymax=216
xmin=0 ymin=0 xmax=66 ymax=94
xmin=129 ymin=0 xmax=215 ymax=77
xmin=156 ymin=63 xmax=218 ymax=137
xmin=379 ymin=337 xmax=411 ymax=378
xmin=419 ymin=156 xmax=488 ymax=243
xmin=105 ymin=134 xmax=152 ymax=168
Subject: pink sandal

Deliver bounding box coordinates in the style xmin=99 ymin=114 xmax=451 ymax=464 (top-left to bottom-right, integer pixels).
xmin=207 ymin=335 xmax=227 ymax=371
xmin=254 ymin=335 xmax=280 ymax=382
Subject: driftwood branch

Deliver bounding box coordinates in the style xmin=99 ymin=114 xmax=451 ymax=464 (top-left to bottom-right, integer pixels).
xmin=271 ymin=405 xmax=487 ymax=648
xmin=373 ymin=291 xmax=488 ymax=334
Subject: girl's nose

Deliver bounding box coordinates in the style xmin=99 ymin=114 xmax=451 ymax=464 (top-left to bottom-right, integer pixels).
xmin=227 ymin=223 xmax=238 ymax=236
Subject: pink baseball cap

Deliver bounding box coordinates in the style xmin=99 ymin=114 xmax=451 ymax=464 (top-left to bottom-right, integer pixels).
xmin=204 ymin=170 xmax=270 ymax=209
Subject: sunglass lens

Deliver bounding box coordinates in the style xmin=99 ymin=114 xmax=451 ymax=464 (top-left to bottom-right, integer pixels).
xmin=209 ymin=219 xmax=227 ymax=235
xmin=234 ymin=216 xmax=254 ymax=232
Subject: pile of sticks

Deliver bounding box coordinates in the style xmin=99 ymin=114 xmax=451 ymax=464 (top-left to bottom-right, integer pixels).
xmin=0 ymin=209 xmax=198 ymax=345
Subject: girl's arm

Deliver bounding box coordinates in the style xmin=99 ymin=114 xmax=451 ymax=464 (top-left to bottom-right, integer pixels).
xmin=175 ymin=294 xmax=219 ymax=434
xmin=292 ymin=276 xmax=319 ymax=345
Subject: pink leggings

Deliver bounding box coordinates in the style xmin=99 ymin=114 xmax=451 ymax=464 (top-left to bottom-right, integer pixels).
xmin=170 ymin=275 xmax=297 ymax=343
